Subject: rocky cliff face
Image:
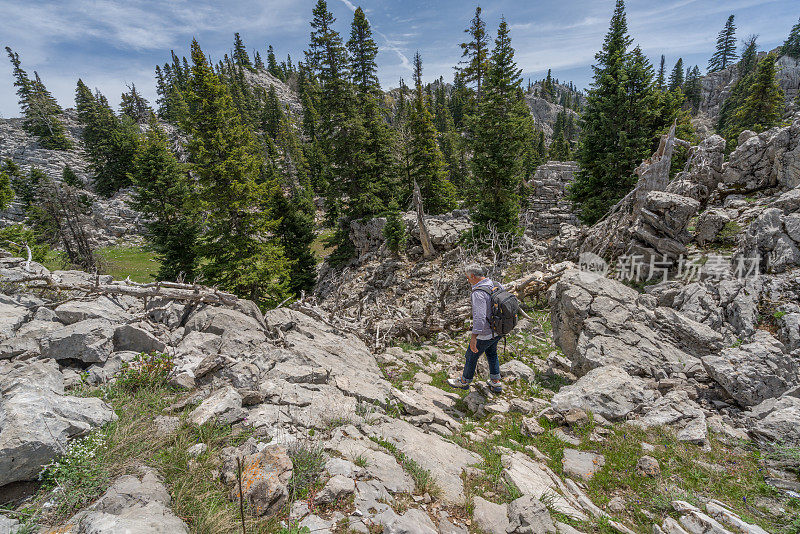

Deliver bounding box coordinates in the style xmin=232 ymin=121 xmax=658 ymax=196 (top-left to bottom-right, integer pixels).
xmin=0 ymin=111 xmax=144 ymax=247
xmin=243 ymin=68 xmax=304 ymax=119
xmin=697 ymin=51 xmax=800 ymax=125
xmin=524 ymin=162 xmax=580 ymax=238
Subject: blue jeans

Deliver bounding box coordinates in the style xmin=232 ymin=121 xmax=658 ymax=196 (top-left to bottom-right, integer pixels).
xmin=461 ymin=336 xmax=502 ymax=382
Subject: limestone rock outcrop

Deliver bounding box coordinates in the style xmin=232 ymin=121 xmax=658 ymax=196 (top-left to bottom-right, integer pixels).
xmin=0 ymin=359 xmax=116 ymax=486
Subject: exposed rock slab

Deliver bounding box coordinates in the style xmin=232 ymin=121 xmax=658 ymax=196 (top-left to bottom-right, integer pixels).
xmin=702 ymin=331 xmax=799 ymax=407
xmin=39 ymin=319 xmax=115 ymax=363
xmin=70 ymin=468 xmax=189 ymax=533
xmin=550 ymin=366 xmax=656 ymax=421
xmin=502 ymin=450 xmax=586 ymax=520
xmin=0 ymin=359 xmax=116 ymax=485
xmin=367 ymin=419 xmax=480 ymax=504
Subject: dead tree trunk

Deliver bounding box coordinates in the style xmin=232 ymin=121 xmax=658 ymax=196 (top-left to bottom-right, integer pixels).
xmin=633 ymin=121 xmax=677 ymax=214
xmin=413 ymin=179 xmax=435 ymax=258
xmin=581 ymin=121 xmax=683 ymax=259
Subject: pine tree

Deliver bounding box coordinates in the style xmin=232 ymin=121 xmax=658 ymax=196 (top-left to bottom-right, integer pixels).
xmin=273 ymin=186 xmax=317 ymax=295
xmin=469 ymin=19 xmax=531 ymax=235
xmin=668 ymin=58 xmax=684 ymax=91
xmin=119 ymin=83 xmax=152 ymax=123
xmin=298 ymin=72 xmax=328 ymax=192
xmin=683 ymin=65 xmax=702 ymax=112
xmin=347 ymin=6 xmax=398 ymax=217
xmin=739 ymin=35 xmax=759 ymax=77
xmin=6 ymin=47 xmax=72 ymax=150
xmin=130 ymin=116 xmax=198 ymax=281
xmin=383 ymin=199 xmax=406 ymax=253
xmin=708 ymin=15 xmax=738 ymax=72
xmin=407 ymin=52 xmax=457 ymax=214
xmin=543 ymin=69 xmax=555 ymax=102
xmin=154 ymin=63 xmax=188 ymax=124
xmin=75 ymin=81 xmax=140 ymax=196
xmin=570 ymin=0 xmax=659 ymax=224
xmin=10 ymin=166 xmax=47 ymax=208
xmin=233 ymin=33 xmax=252 ymax=69
xmin=458 ymin=6 xmax=490 ymax=98
xmin=549 ymin=131 xmax=570 ymax=161
xmin=254 ymin=51 xmax=265 ymax=70
xmin=782 ymin=17 xmax=800 ymax=59
xmin=449 ymin=73 xmax=469 ymax=128
xmin=267 ymin=45 xmax=281 ymax=78
xmin=183 ymin=39 xmax=289 ymax=304
xmin=732 ymin=54 xmax=785 ymax=137
xmin=61 ymin=165 xmax=82 ymax=188
xmin=625 ymin=46 xmax=659 ymax=163
xmin=348 ymin=7 xmax=379 ymax=95
xmin=307 ymin=0 xmax=373 ymax=261
xmin=655 ymin=54 xmax=666 ymax=90
xmin=0 ymin=166 xmax=13 ymax=210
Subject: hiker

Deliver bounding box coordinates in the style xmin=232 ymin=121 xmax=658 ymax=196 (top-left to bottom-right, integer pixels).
xmin=447 ymin=264 xmax=507 ymax=393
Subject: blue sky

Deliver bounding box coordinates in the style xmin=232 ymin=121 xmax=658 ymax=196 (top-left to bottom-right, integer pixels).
xmin=0 ymin=0 xmax=796 ymax=117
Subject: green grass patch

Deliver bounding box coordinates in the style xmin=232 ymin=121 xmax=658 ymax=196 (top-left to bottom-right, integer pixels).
xmin=287 ymin=441 xmax=325 ymax=501
xmin=310 ymin=228 xmax=335 ymax=262
xmin=96 ymin=246 xmax=161 ymax=282
xmin=369 ymin=437 xmax=442 ymax=498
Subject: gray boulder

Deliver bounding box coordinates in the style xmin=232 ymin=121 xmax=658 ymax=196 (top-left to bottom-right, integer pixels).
xmin=739 ymin=207 xmax=800 ymax=273
xmin=114 ymin=324 xmax=167 ymax=354
xmin=722 ymin=117 xmax=800 ymax=192
xmin=188 ymin=386 xmax=246 ymax=426
xmin=0 ymin=514 xmax=19 ymax=534
xmin=702 ymin=331 xmax=799 ymax=406
xmin=71 ymin=468 xmax=189 ymax=533
xmin=39 ymin=318 xmax=115 ymax=363
xmin=472 ymin=496 xmax=509 ymax=533
xmin=506 ymin=495 xmax=557 ymax=533
xmin=0 ymin=301 xmax=30 ymax=342
xmin=695 ymin=209 xmax=731 ymax=246
xmin=0 ymin=359 xmax=115 ymax=485
xmin=561 ymin=449 xmax=605 ymax=481
xmin=315 ymin=474 xmax=355 ymax=505
xmin=500 ymin=360 xmax=536 ymax=382
xmin=666 ymin=135 xmax=726 ymax=204
xmin=549 ymin=270 xmax=705 ymax=378
xmin=382 ymin=508 xmax=438 ymax=534
xmin=219 ymin=443 xmax=293 ymax=517
xmin=54 ymin=297 xmax=132 ymax=325
xmin=752 ymin=395 xmax=800 ymax=447
xmin=550 ymin=366 xmax=657 ymax=421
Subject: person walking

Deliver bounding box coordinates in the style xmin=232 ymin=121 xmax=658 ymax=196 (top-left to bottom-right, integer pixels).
xmin=447 ymin=264 xmax=504 ymax=393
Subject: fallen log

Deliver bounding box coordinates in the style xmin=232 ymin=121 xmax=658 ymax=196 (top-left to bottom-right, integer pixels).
xmin=14 ymin=275 xmax=239 ymax=306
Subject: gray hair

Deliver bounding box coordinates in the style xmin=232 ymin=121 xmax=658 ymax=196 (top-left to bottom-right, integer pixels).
xmin=464 ymin=264 xmax=486 ymax=277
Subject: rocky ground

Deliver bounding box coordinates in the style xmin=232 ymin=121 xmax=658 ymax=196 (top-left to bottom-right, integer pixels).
xmin=0 ymin=246 xmax=797 ymax=533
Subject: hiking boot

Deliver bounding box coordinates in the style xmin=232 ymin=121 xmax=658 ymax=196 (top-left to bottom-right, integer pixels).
xmin=487 ymin=378 xmax=503 ymax=394
xmin=447 ymin=376 xmax=471 ymax=390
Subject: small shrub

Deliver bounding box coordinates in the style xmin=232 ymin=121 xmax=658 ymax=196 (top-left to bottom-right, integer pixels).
xmin=38 ymin=431 xmax=110 ymax=520
xmin=0 ymin=224 xmax=52 ymax=263
xmin=117 ymin=352 xmax=175 ymax=392
xmin=383 ymin=199 xmax=407 ymax=254
xmin=717 ymin=220 xmax=742 ymax=246
xmin=287 ymin=441 xmax=325 ymax=500
xmin=61 ymin=165 xmax=83 ymax=188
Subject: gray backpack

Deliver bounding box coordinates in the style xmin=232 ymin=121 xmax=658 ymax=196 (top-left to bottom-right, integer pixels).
xmin=474 ymin=283 xmax=519 ymax=336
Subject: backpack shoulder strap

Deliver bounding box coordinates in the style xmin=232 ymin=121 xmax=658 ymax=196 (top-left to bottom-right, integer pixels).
xmin=472 ymin=286 xmax=493 ymax=297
